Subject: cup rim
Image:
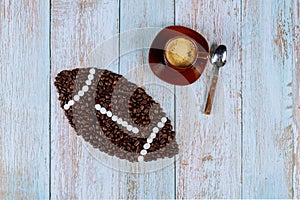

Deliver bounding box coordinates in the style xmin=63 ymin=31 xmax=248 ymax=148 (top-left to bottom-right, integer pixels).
xmin=163 ymin=36 xmax=199 ymax=71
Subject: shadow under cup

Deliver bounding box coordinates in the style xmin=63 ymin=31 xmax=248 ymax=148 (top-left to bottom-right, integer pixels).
xmin=149 ymin=26 xmax=209 ymax=86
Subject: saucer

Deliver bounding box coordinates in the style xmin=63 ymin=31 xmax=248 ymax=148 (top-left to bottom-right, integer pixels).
xmin=148 ymin=26 xmax=209 ymax=85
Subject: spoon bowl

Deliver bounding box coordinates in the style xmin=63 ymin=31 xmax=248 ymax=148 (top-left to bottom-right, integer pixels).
xmin=211 ymin=45 xmax=227 ymax=68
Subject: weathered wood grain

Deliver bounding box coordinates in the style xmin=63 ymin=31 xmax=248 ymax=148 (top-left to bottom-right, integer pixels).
xmin=51 ymin=0 xmax=120 ymax=199
xmin=118 ymin=0 xmax=175 ymax=198
xmin=1 ymin=0 xmax=298 ymax=198
xmin=0 ymin=0 xmax=49 ymax=199
xmin=293 ymin=0 xmax=300 ymax=197
xmin=175 ymin=0 xmax=242 ymax=198
xmin=242 ymin=0 xmax=296 ymax=198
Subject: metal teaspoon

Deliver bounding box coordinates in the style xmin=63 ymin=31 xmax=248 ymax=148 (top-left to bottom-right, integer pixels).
xmin=204 ymin=45 xmax=227 ymax=115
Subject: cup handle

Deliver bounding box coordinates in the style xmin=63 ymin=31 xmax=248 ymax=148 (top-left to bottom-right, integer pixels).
xmin=204 ymin=75 xmax=218 ymax=115
xmin=197 ymin=51 xmax=210 ymax=60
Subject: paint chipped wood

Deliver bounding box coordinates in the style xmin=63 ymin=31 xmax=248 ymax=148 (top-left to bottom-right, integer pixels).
xmin=242 ymin=0 xmax=297 ymax=198
xmin=175 ymin=0 xmax=242 ymax=198
xmin=0 ymin=0 xmax=299 ymax=198
xmin=51 ymin=0 xmax=120 ymax=199
xmin=0 ymin=0 xmax=50 ymax=199
xmin=118 ymin=0 xmax=175 ymax=199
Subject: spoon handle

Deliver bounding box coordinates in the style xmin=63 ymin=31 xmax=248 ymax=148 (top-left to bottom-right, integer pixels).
xmin=204 ymin=73 xmax=219 ymax=115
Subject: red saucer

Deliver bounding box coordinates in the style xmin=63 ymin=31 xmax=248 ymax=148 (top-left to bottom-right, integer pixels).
xmin=149 ymin=26 xmax=209 ymax=86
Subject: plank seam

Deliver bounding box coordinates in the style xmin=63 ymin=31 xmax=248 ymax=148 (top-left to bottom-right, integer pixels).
xmin=240 ymin=0 xmax=243 ymax=198
xmin=49 ymin=0 xmax=52 ymax=199
xmin=291 ymin=1 xmax=296 ymax=197
xmin=173 ymin=1 xmax=177 ymax=199
xmin=118 ymin=0 xmax=121 ymax=74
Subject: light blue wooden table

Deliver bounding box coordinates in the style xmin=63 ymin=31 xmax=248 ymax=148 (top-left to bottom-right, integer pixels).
xmin=1 ymin=0 xmax=299 ymax=199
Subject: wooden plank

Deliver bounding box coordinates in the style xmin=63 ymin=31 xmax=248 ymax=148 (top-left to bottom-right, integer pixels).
xmin=175 ymin=0 xmax=242 ymax=198
xmin=242 ymin=0 xmax=296 ymax=198
xmin=293 ymin=0 xmax=300 ymax=198
xmin=0 ymin=0 xmax=49 ymax=199
xmin=118 ymin=0 xmax=175 ymax=199
xmin=51 ymin=0 xmax=120 ymax=199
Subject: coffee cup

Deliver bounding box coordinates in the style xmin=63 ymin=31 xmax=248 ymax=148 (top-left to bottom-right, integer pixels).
xmin=149 ymin=26 xmax=210 ymax=85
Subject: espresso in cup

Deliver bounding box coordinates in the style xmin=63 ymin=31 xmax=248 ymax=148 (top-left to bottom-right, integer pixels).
xmin=164 ymin=36 xmax=198 ymax=69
